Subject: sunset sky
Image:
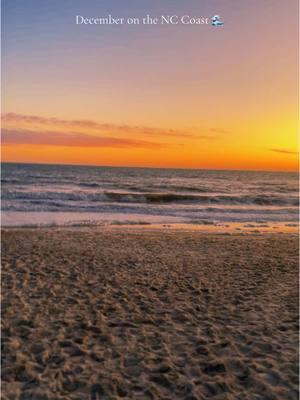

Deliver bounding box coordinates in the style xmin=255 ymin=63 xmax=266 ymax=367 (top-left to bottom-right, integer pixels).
xmin=2 ymin=0 xmax=299 ymax=170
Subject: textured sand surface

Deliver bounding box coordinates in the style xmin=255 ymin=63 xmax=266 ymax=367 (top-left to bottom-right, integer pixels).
xmin=1 ymin=230 xmax=299 ymax=400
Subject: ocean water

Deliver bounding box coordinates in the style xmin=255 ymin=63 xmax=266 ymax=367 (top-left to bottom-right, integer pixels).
xmin=1 ymin=163 xmax=299 ymax=228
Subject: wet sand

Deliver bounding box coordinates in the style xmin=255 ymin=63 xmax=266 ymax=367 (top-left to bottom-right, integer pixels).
xmin=1 ymin=229 xmax=299 ymax=400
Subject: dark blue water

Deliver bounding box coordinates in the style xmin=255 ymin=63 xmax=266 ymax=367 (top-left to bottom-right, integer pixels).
xmin=1 ymin=163 xmax=298 ymax=227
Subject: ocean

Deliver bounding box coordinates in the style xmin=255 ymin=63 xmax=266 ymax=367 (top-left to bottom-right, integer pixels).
xmin=1 ymin=163 xmax=299 ymax=229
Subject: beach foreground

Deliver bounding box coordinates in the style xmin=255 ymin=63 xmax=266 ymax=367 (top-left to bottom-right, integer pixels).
xmin=1 ymin=229 xmax=299 ymax=400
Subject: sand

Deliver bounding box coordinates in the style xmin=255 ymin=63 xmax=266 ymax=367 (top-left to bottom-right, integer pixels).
xmin=1 ymin=229 xmax=299 ymax=400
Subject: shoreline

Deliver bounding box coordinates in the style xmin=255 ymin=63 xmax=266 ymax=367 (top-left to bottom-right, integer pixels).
xmin=1 ymin=221 xmax=298 ymax=235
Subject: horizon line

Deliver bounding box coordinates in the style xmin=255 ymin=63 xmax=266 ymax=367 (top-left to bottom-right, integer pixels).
xmin=1 ymin=160 xmax=298 ymax=174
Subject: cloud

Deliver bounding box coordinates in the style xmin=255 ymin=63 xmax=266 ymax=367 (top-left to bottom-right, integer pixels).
xmin=269 ymin=148 xmax=298 ymax=155
xmin=2 ymin=128 xmax=166 ymax=149
xmin=2 ymin=113 xmax=220 ymax=139
xmin=1 ymin=113 xmax=222 ymax=150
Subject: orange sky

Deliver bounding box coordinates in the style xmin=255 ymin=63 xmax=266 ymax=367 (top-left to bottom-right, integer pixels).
xmin=2 ymin=1 xmax=299 ymax=171
xmin=2 ymin=111 xmax=298 ymax=171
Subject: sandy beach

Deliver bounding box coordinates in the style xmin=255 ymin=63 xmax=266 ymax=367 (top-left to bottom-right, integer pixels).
xmin=1 ymin=229 xmax=299 ymax=400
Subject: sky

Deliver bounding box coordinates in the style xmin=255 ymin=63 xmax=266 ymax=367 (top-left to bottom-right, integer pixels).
xmin=2 ymin=0 xmax=299 ymax=170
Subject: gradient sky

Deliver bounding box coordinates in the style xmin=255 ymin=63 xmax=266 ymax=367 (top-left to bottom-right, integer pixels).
xmin=2 ymin=0 xmax=299 ymax=170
